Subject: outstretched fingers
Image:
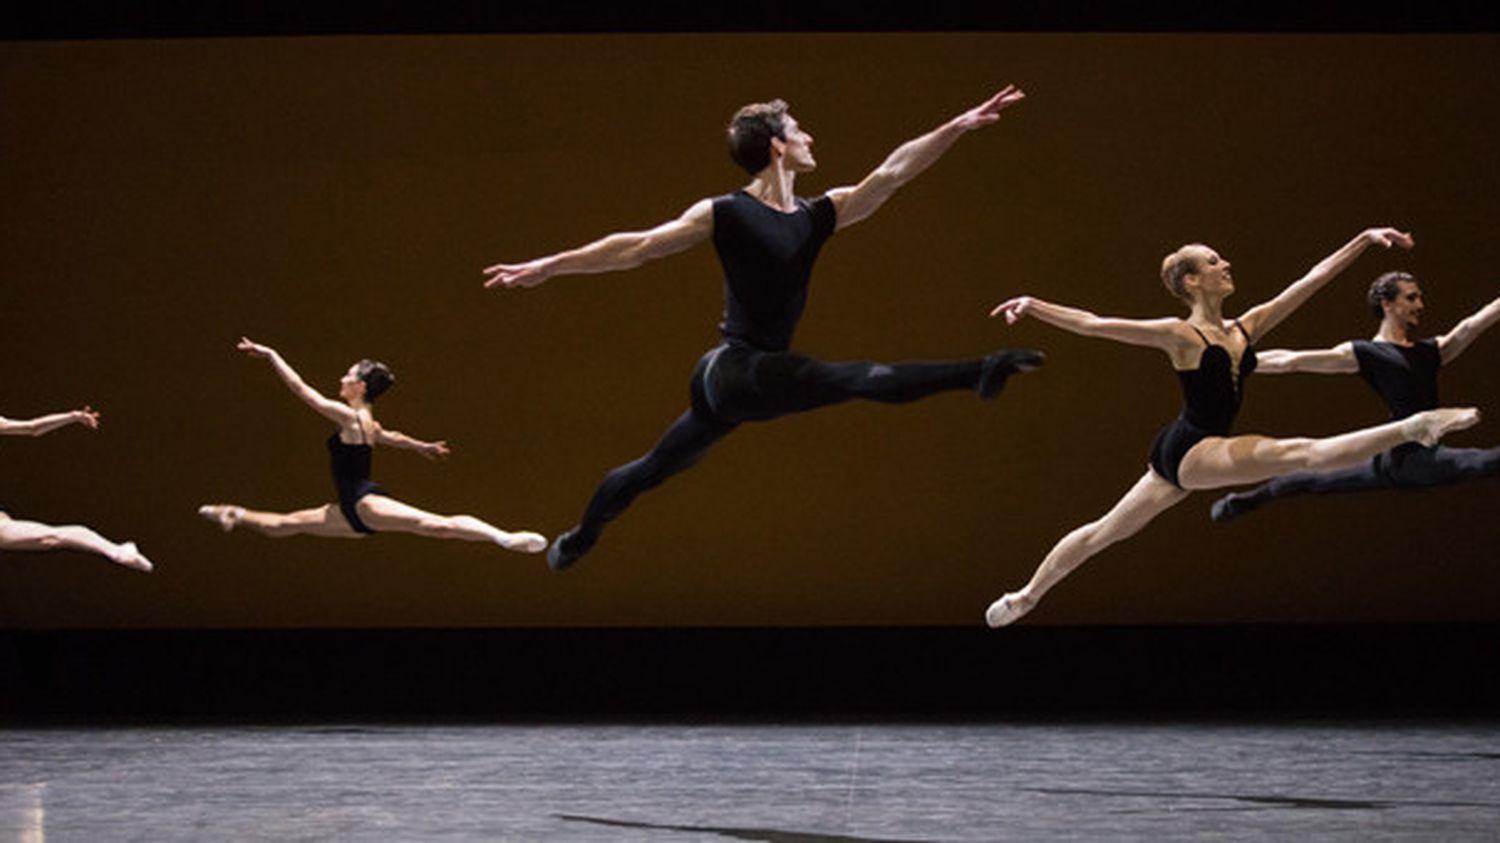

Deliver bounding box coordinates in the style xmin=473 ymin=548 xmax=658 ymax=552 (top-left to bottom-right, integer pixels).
xmin=988 ymin=296 xmax=1031 ymax=323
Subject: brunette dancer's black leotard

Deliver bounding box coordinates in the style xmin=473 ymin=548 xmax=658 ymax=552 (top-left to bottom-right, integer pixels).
xmin=328 ymin=424 xmax=385 ymax=534
xmin=1148 ymin=321 xmax=1257 ymax=489
xmin=1212 ymin=337 xmax=1500 ymax=520
xmin=548 ymin=190 xmax=1042 ymax=569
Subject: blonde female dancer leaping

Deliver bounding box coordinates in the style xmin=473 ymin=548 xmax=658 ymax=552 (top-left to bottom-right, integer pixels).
xmin=198 ymin=339 xmax=546 ymax=552
xmin=0 ymin=405 xmax=152 ymax=571
xmin=985 ymin=228 xmax=1478 ymax=627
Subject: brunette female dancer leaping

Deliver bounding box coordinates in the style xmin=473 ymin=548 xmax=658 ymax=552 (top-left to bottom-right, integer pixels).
xmin=0 ymin=406 xmax=153 ymax=571
xmin=984 ymin=227 xmax=1479 ymax=627
xmin=198 ymin=339 xmax=546 ymax=552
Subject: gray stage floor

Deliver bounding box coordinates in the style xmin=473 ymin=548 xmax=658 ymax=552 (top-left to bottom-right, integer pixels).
xmin=2 ymin=721 xmax=1499 ymax=841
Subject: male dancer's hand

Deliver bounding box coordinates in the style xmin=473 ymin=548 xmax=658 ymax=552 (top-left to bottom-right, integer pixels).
xmin=954 ymin=85 xmax=1026 ymax=131
xmin=1363 ymin=227 xmax=1414 ymax=250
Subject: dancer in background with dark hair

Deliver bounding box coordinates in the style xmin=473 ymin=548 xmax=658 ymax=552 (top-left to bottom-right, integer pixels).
xmin=0 ymin=405 xmax=153 ymax=571
xmin=485 ymin=86 xmax=1043 ymax=571
xmin=1210 ymin=273 xmax=1500 ymax=521
xmin=198 ymin=338 xmax=546 ymax=552
xmin=984 ymin=228 xmax=1480 ymax=627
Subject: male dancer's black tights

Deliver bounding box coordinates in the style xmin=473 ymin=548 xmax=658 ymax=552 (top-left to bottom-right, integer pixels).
xmin=563 ymin=342 xmax=1009 ymax=556
xmin=1216 ymin=444 xmax=1500 ymax=519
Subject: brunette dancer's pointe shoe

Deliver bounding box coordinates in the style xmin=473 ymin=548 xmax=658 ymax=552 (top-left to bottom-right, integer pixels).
xmin=197 ymin=504 xmax=243 ymax=532
xmin=113 ymin=541 xmax=154 ymax=573
xmin=504 ymin=531 xmax=548 ymax=554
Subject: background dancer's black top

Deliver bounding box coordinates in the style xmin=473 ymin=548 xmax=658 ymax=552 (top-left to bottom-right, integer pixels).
xmin=1352 ymin=338 xmax=1440 ymax=419
xmin=712 ymin=191 xmax=837 ymax=352
xmin=327 ymin=431 xmax=385 ymax=534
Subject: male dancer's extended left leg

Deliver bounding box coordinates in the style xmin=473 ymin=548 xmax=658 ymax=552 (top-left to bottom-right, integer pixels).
xmin=717 ymin=348 xmax=1043 ymax=420
xmin=549 ymin=408 xmax=735 ymax=570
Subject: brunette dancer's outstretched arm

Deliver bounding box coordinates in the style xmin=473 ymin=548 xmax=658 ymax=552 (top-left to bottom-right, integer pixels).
xmin=198 ymin=339 xmax=545 ymax=552
xmin=0 ymin=407 xmax=152 ymax=572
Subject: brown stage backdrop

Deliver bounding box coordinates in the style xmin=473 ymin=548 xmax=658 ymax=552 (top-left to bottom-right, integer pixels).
xmin=1 ymin=33 xmax=1497 ymax=628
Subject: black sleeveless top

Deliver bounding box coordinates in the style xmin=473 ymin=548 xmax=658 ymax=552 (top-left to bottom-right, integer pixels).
xmin=328 ymin=424 xmax=384 ymax=534
xmin=712 ymin=191 xmax=837 ymax=352
xmin=1352 ymin=338 xmax=1440 ymax=420
xmin=1148 ymin=320 xmax=1258 ymax=488
xmin=1176 ymin=321 xmax=1257 ymax=434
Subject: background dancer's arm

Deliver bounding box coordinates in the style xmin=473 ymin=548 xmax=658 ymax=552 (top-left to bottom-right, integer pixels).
xmin=1439 ymin=294 xmax=1500 ymax=363
xmin=374 ymin=425 xmax=450 ymax=460
xmin=829 ymin=85 xmax=1025 ymax=230
xmin=236 ymin=337 xmax=356 ymax=426
xmin=0 ymin=406 xmax=99 ymax=437
xmin=991 ymin=295 xmax=1182 ymax=351
xmin=1239 ymin=227 xmax=1413 ymax=340
xmin=483 ymin=199 xmax=713 ymax=289
xmin=1255 ymin=343 xmax=1358 ymax=374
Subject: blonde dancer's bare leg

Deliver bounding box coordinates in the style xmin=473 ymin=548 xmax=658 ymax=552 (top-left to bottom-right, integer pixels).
xmin=987 ymin=470 xmax=1188 ymax=627
xmin=1178 ymin=407 xmax=1480 ymax=490
xmin=198 ymin=503 xmax=361 ymax=538
xmin=356 ymin=495 xmax=546 ymax=553
xmin=0 ymin=513 xmax=153 ymax=572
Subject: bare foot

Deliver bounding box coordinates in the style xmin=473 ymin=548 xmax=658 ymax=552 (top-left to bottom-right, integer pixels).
xmin=112 ymin=541 xmax=154 ymax=573
xmin=1403 ymin=407 xmax=1480 ymax=447
xmin=197 ymin=504 xmax=243 ymax=532
xmin=985 ymin=592 xmax=1035 ymax=628
xmin=501 ymin=531 xmax=548 ymax=554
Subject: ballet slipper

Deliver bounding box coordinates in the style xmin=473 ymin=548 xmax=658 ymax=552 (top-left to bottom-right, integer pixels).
xmin=985 ymin=592 xmax=1034 ymax=628
xmin=113 ymin=541 xmax=153 ymax=573
xmin=1402 ymin=407 xmax=1480 ymax=447
xmin=197 ymin=504 xmax=243 ymax=532
xmin=502 ymin=531 xmax=548 ymax=554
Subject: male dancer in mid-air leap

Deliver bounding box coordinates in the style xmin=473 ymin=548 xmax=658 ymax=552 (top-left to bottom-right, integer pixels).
xmin=1211 ymin=271 xmax=1500 ymax=521
xmin=485 ymin=86 xmax=1043 ymax=570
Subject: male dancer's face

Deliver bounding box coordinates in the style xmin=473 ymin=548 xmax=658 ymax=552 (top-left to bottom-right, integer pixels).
xmin=1383 ymin=280 xmax=1425 ymax=336
xmin=773 ymin=115 xmax=817 ymax=173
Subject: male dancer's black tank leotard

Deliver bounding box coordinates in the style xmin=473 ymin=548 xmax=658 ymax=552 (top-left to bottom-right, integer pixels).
xmin=328 ymin=425 xmax=384 ymax=534
xmin=1148 ymin=321 xmax=1257 ymax=488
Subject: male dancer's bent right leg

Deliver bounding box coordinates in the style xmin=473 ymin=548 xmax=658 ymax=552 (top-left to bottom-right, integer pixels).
xmin=549 ymin=408 xmax=735 ymax=570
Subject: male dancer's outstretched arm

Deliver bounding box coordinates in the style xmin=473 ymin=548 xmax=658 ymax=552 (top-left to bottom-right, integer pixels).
xmin=1438 ymin=294 xmax=1500 ymax=363
xmin=1255 ymin=293 xmax=1500 ymax=375
xmin=826 ymin=85 xmax=1024 ymax=229
xmin=483 ymin=85 xmax=1027 ymax=289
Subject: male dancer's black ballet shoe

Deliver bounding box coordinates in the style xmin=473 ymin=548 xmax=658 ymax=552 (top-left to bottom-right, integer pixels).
xmin=1209 ymin=493 xmax=1254 ymax=522
xmin=547 ymin=527 xmax=591 ymax=571
xmin=977 ymin=349 xmax=1046 ymax=399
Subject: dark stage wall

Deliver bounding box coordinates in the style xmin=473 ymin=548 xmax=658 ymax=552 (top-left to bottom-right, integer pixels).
xmin=2 ymin=33 xmax=1499 ymax=629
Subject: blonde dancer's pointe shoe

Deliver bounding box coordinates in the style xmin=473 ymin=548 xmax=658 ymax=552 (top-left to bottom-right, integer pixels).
xmin=1403 ymin=407 xmax=1480 ymax=447
xmin=985 ymin=593 xmax=1034 ymax=628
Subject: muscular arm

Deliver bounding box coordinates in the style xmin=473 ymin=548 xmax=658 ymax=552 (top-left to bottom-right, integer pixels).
xmin=827 ymin=85 xmax=1025 ymax=231
xmin=0 ymin=406 xmax=99 ymax=437
xmin=483 ymin=199 xmax=714 ymax=289
xmin=374 ymin=425 xmax=449 ymax=461
xmin=1438 ymin=295 xmax=1500 ymax=363
xmin=991 ymin=296 xmax=1184 ymax=352
xmin=1238 ymin=227 xmax=1413 ymax=341
xmin=1255 ymin=342 xmax=1359 ymax=374
xmin=237 ymin=338 xmax=355 ymax=426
